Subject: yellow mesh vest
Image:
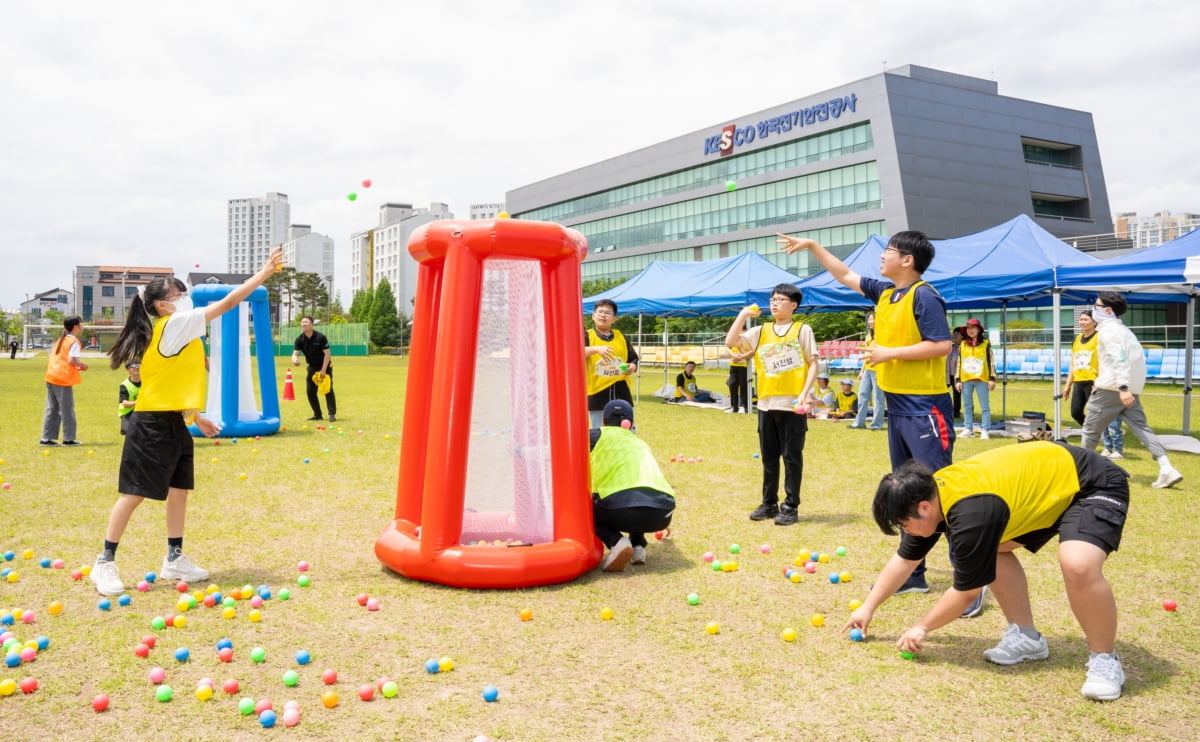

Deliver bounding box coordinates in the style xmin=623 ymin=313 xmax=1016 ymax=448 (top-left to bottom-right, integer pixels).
xmin=934 ymin=443 xmax=1080 ymax=541
xmin=1071 ymin=333 xmax=1099 ymax=382
xmin=585 ymin=328 xmax=630 ymax=397
xmin=752 ymin=322 xmax=807 ymax=399
xmin=136 ymin=316 xmax=207 ymax=412
xmin=958 ymin=340 xmax=991 ymax=382
xmin=590 ymin=427 xmax=675 ymax=499
xmin=874 ymin=282 xmax=948 ymax=395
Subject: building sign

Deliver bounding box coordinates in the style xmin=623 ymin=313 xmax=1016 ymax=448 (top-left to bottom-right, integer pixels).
xmin=704 ymin=94 xmax=858 ymax=156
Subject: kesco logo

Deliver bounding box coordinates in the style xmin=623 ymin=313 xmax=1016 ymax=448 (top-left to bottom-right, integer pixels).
xmin=703 ymin=93 xmax=858 ymax=157
xmin=707 ymin=125 xmax=750 ymax=157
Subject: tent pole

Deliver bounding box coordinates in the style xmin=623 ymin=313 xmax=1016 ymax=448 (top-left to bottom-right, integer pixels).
xmin=663 ymin=317 xmax=670 ymax=394
xmin=637 ymin=312 xmax=644 ymax=405
xmin=1185 ymin=294 xmax=1195 ymax=433
xmin=1051 ymin=290 xmax=1063 ymax=437
xmin=1001 ymin=300 xmax=1009 ymax=423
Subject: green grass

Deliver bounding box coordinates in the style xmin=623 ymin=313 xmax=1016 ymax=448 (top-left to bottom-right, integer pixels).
xmin=1 ymin=356 xmax=1198 ymax=741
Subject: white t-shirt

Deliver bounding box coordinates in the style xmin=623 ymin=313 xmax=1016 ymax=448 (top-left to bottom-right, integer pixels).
xmin=158 ymin=309 xmax=208 ymax=356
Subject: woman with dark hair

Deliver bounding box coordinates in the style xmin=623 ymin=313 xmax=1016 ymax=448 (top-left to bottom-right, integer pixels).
xmin=41 ymin=315 xmax=88 ymax=445
xmin=90 ymin=247 xmax=282 ymax=597
xmin=955 ymin=318 xmax=996 ymax=439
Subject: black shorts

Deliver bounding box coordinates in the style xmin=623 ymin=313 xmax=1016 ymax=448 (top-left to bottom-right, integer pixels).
xmin=118 ymin=411 xmax=195 ymax=500
xmin=1016 ymin=453 xmax=1130 ymax=555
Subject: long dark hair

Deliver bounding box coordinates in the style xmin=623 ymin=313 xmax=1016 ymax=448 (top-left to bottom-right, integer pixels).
xmin=54 ymin=316 xmax=82 ymax=354
xmin=108 ymin=277 xmax=186 ymax=369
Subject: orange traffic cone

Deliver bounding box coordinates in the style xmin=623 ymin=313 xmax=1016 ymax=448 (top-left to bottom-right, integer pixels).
xmin=283 ymin=369 xmax=296 ymax=401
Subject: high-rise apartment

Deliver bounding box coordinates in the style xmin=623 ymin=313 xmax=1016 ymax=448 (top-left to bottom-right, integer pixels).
xmin=227 ymin=192 xmax=290 ymax=273
xmin=1114 ymin=210 xmax=1200 ymax=250
xmin=349 ymin=202 xmax=453 ymax=315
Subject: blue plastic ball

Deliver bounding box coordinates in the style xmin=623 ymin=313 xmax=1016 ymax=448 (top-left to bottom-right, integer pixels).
xmin=39 ymin=558 xmax=52 ymax=568
xmin=303 ymin=458 xmax=311 ymax=464
xmin=828 ymin=573 xmax=841 ymax=584
xmin=35 ymin=636 xmax=50 ymax=650
xmin=424 ymin=658 xmax=440 ymax=674
xmin=849 ymin=628 xmax=865 ymax=642
xmin=175 ymin=647 xmax=190 ymax=662
xmin=145 ymin=571 xmax=157 ymax=583
xmin=258 ymin=587 xmax=272 ymax=600
xmin=0 ymin=568 xmax=9 ymax=578
xmin=98 ymin=599 xmax=112 ymax=611
xmin=4 ymin=651 xmax=20 ymax=667
xmin=217 ymin=638 xmax=233 ymax=651
xmin=118 ymin=594 xmax=132 ymax=606
xmin=259 ymin=709 xmax=277 ymax=728
xmin=0 ymin=613 xmax=13 ymax=625
xmin=2 ymin=551 xmax=13 ymax=561
xmin=296 ymin=649 xmax=311 ymax=665
xmin=482 ymin=685 xmax=499 ymax=702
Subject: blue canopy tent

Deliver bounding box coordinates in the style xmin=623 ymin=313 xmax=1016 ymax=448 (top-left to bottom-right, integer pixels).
xmin=583 ymin=251 xmax=803 ymax=397
xmin=1058 ymin=228 xmax=1200 ymax=431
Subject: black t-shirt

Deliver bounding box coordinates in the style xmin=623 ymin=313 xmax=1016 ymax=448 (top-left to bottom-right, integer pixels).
xmin=294 ymin=331 xmax=332 ymax=369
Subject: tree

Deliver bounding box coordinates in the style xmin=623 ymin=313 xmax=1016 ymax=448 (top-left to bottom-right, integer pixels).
xmin=801 ymin=311 xmax=868 ymax=343
xmin=44 ymin=309 xmax=64 ymax=326
xmin=263 ymin=268 xmax=297 ymax=323
xmin=328 ymin=292 xmax=348 ymax=324
xmin=349 ymin=288 xmax=374 ymax=324
xmin=369 ymin=278 xmax=402 ymax=348
xmin=292 ymin=272 xmax=330 ymax=321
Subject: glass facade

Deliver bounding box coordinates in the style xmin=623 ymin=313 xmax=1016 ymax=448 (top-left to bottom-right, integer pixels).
xmin=518 ymin=122 xmax=874 ymax=223
xmin=581 ymin=220 xmax=886 ymax=281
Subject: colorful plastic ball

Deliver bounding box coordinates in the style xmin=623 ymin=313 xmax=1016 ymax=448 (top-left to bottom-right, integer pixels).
xmin=376 ymin=679 xmax=398 ymax=698
xmin=356 ymin=593 xmax=369 ymax=606
xmin=366 ymin=598 xmax=380 ymax=611
xmin=136 ymin=580 xmax=150 ymax=592
xmin=71 ymin=570 xmax=83 ymax=580
xmin=223 ymin=678 xmax=239 ymax=695
xmin=222 ymin=597 xmax=237 ymax=608
xmin=519 ymin=608 xmax=533 ymax=622
xmin=600 ymin=607 xmax=614 ymax=621
xmin=321 ymin=668 xmax=338 ymax=685
xmin=238 ymin=697 xmax=256 ymax=715
xmin=257 ymin=587 xmax=272 ymax=600
xmin=810 ymin=613 xmax=825 ymax=627
xmin=347 ymin=192 xmax=358 ymax=202
xmin=47 ymin=602 xmax=63 ymax=616
xmin=195 ymin=684 xmax=214 ymax=701
xmin=849 ymin=628 xmax=865 ymax=642
xmin=1164 ymin=599 xmax=1178 ymax=611
xmin=175 ymin=581 xmax=189 ymax=594
xmin=155 ymin=684 xmax=173 ymax=702
xmin=178 ymin=597 xmax=193 ymax=612
xmin=358 ymin=683 xmax=375 ymax=701
xmin=296 ymin=649 xmax=311 ymax=665
xmin=222 ymin=607 xmax=236 ymax=620
xmin=4 ymin=651 xmax=19 ymax=668
xmin=98 ymin=599 xmax=112 ymax=611
xmin=21 ymin=550 xmax=33 ymax=560
xmin=203 ymin=595 xmax=217 ymax=608
xmin=282 ymin=670 xmax=299 ymax=687
xmin=297 ymin=575 xmax=311 ymax=587
xmin=218 ymin=647 xmax=233 ymax=663
xmin=482 ymin=685 xmax=499 ymax=702
xmin=248 ymin=609 xmax=263 ymax=623
xmin=38 ymin=558 xmax=50 ymax=568
xmin=848 ymin=599 xmax=864 ymax=611
xmin=250 ymin=647 xmax=266 ymax=663
xmin=424 ymin=658 xmax=440 ymax=674
xmin=781 ymin=628 xmax=797 ymax=642
xmin=21 ymin=677 xmax=38 ymax=694
xmin=900 ymin=651 xmax=915 ymax=660
xmin=19 ymin=611 xmax=34 ymax=625
xmin=174 ymin=647 xmax=190 ymax=663
xmin=789 ymin=571 xmax=803 ymax=584
xmin=149 ymin=666 xmax=166 ymax=684
xmin=322 ymin=691 xmax=339 ymax=708
xmin=173 ymin=615 xmax=188 ymax=629
xmin=118 ymin=594 xmax=132 ymax=606
xmin=828 ymin=573 xmax=841 ymax=584
xmin=141 ymin=635 xmax=157 ymax=648
xmin=0 ymin=613 xmax=13 ymax=626
xmin=2 ymin=551 xmax=11 ymax=561
xmin=839 ymin=571 xmax=853 ymax=583
xmin=0 ymin=678 xmax=15 ymax=696
xmin=760 ymin=544 xmax=771 ymax=554
xmin=711 ymin=560 xmax=723 ymax=571
xmin=145 ymin=571 xmax=157 ymax=583
xmin=805 ymin=563 xmax=817 ymax=573
xmin=725 ymin=180 xmax=737 ymax=191
xmin=297 ymin=561 xmax=309 ymax=572
xmin=705 ymin=621 xmax=720 ymax=635
xmin=729 ymin=544 xmax=741 ymax=554
xmin=19 ymin=647 xmax=35 ymax=662
xmin=278 ymin=588 xmax=291 ymax=601
xmin=687 ymin=592 xmax=700 ymax=606
xmin=150 ymin=616 xmax=166 ymax=630
xmin=282 ymin=707 xmax=301 ymax=726
xmin=702 ymin=551 xmax=715 ymax=563
xmin=818 ymin=553 xmax=831 ymax=564
xmin=835 ymin=546 xmax=848 ymax=557
xmin=92 ymin=693 xmax=110 ymax=711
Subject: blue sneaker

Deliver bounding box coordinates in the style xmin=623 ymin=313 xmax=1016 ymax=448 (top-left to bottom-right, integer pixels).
xmin=961 ymin=586 xmax=987 ymax=618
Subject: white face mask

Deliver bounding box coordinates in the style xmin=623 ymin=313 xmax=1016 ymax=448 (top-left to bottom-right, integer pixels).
xmin=169 ymin=295 xmax=193 ymax=314
xmin=1093 ymin=305 xmax=1116 ymax=322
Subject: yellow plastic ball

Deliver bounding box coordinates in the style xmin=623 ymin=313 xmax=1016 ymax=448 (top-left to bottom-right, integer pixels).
xmin=839 ymin=571 xmax=853 ymax=583
xmin=600 ymin=607 xmax=614 ymax=621
xmin=42 ymin=450 xmax=50 ymax=456
xmin=81 ymin=565 xmax=92 ymax=576
xmin=173 ymin=615 xmax=188 ymax=629
xmin=796 ymin=550 xmax=811 ymax=563
xmin=781 ymin=627 xmax=798 ymax=642
xmin=818 ymin=553 xmax=831 ymax=564
xmin=211 ymin=458 xmax=219 ymax=464
xmin=6 ymin=572 xmax=18 ymax=583
xmin=0 ymin=678 xmax=17 ymax=696
xmin=48 ymin=601 xmax=63 ymax=616
xmin=705 ymin=621 xmax=720 ymax=635
xmin=789 ymin=571 xmax=803 ymax=583
xmin=848 ymin=599 xmax=864 ymax=611
xmin=438 ymin=657 xmax=454 ymax=672
xmin=176 ymin=600 xmax=190 ymax=613
xmin=195 ymin=684 xmax=214 ymax=701
xmin=497 ymin=212 xmax=509 ymax=219
xmin=810 ymin=613 xmax=825 ymax=627
xmin=238 ymin=473 xmax=247 ymax=480
xmin=22 ymin=550 xmax=34 ymax=560
xmin=248 ymin=609 xmax=262 ymax=623
xmin=222 ymin=607 xmax=236 ymax=619
xmin=206 ymin=584 xmax=220 ymax=595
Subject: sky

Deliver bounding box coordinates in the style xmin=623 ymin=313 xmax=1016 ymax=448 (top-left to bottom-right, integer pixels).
xmin=2 ymin=0 xmax=1198 ymax=313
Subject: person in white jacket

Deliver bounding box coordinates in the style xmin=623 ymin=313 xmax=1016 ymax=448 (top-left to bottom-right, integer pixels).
xmin=1080 ymin=292 xmax=1182 ymax=489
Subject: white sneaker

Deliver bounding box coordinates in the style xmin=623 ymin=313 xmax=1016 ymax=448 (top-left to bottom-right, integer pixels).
xmin=90 ymin=558 xmax=125 ymax=596
xmin=160 ymin=553 xmax=210 ymax=582
xmin=1108 ymin=452 xmax=1124 ymax=461
xmin=1100 ymin=450 xmax=1113 ymax=458
xmin=958 ymin=428 xmax=972 ymax=438
xmin=601 ymin=537 xmax=633 ymax=573
xmin=980 ymin=429 xmax=990 ymax=440
xmin=1081 ymin=653 xmax=1125 ymax=701
xmin=724 ymin=408 xmax=734 ymax=414
xmin=630 ymin=546 xmax=647 ymax=565
xmin=983 ymin=623 xmax=1049 ymax=665
xmin=1151 ymin=468 xmax=1183 ymax=489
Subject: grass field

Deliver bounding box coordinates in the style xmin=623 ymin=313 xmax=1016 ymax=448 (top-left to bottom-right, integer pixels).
xmin=1 ymin=355 xmax=1198 ymax=741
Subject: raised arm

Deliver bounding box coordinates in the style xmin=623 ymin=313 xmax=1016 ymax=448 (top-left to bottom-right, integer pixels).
xmin=776 ymin=234 xmax=864 ymax=294
xmin=204 ymin=246 xmax=283 ymax=322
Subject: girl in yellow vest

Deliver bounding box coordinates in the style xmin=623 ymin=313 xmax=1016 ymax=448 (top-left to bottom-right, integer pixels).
xmin=41 ymin=315 xmax=88 ymax=445
xmin=88 ymin=247 xmax=283 ymax=597
xmin=1062 ymin=310 xmax=1099 ymax=428
xmin=954 ymin=318 xmax=996 ymax=439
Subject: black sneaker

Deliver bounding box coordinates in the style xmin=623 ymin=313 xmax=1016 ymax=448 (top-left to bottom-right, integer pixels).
xmin=39 ymin=440 xmax=58 ymax=446
xmin=307 ymin=416 xmax=323 ymax=421
xmin=749 ymin=503 xmax=779 ymax=521
xmin=895 ymin=577 xmax=931 ymax=595
xmin=328 ymin=415 xmax=337 ymax=423
xmin=61 ymin=440 xmax=82 ymax=446
xmin=774 ymin=507 xmax=799 ymax=526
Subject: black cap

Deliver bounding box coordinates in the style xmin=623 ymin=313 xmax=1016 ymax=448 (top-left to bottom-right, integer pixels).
xmin=602 ymin=399 xmax=634 ymax=426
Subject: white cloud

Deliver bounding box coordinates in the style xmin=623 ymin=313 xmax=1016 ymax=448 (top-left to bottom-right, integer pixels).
xmin=2 ymin=0 xmax=1199 ymax=310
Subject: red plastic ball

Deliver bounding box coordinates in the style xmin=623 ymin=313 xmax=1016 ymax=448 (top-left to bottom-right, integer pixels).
xmin=92 ymin=693 xmax=109 ymax=711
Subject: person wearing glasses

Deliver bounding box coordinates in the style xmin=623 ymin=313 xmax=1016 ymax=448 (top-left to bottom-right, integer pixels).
xmin=725 ymin=284 xmax=818 ymax=526
xmin=1081 ymin=292 xmax=1182 ymax=489
xmin=777 ymin=232 xmax=980 ymax=616
xmin=584 ymin=299 xmax=639 ymax=429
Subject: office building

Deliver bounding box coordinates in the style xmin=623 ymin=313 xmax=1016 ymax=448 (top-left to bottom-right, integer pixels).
xmin=73 ymin=266 xmax=174 ymax=322
xmin=349 ymin=202 xmax=453 ymax=314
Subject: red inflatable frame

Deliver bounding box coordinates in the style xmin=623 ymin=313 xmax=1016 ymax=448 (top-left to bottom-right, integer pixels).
xmin=375 ymin=219 xmax=601 ymax=588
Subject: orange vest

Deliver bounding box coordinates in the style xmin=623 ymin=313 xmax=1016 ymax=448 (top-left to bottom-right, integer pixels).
xmin=44 ymin=335 xmax=82 ymax=387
